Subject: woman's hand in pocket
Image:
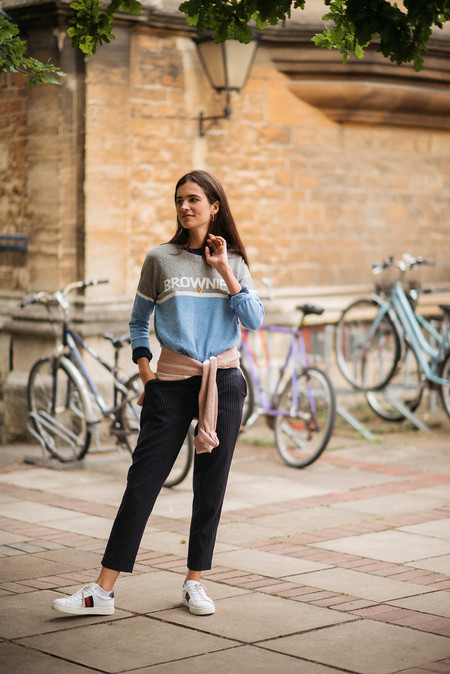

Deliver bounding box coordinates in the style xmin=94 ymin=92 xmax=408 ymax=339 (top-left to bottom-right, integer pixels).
xmin=136 ymin=357 xmax=158 ymax=406
xmin=137 ymin=376 xmax=157 ymax=406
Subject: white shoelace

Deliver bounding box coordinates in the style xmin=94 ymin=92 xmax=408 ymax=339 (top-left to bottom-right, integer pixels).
xmin=65 ymin=583 xmax=95 ymax=604
xmin=186 ymin=583 xmax=211 ymax=604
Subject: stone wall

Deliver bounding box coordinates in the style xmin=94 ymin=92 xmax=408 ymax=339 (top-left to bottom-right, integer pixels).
xmin=0 ymin=71 xmax=28 ymax=291
xmin=2 ymin=13 xmax=450 ymax=299
xmin=81 ymin=27 xmax=450 ymax=296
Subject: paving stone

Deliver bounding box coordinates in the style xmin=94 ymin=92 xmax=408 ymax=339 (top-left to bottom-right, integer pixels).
xmin=409 ymin=555 xmax=450 ymax=575
xmin=27 ymin=548 xmax=104 ymax=568
xmin=155 ymin=592 xmax=353 ymax=643
xmin=0 ymin=581 xmax=35 ymax=593
xmin=37 ymin=514 xmax=113 ymax=540
xmin=0 ymin=500 xmax=84 ymax=523
xmin=0 ymin=467 xmax=115 ymax=491
xmin=216 ymin=520 xmax=286 ymax=545
xmin=18 ymin=616 xmax=239 ymax=672
xmin=0 ymin=589 xmax=132 ymax=639
xmin=264 ymin=619 xmax=450 ymax=674
xmin=150 ymin=490 xmax=205 ymax=519
xmin=336 ymin=493 xmax=448 ymax=517
xmin=314 ymin=530 xmax=450 ymax=563
xmin=0 ymin=545 xmax=26 ymax=556
xmin=283 ymin=568 xmax=434 ymax=602
xmin=0 ymin=493 xmax=21 ymax=504
xmin=112 ymin=570 xmax=248 ymax=613
xmin=214 ymin=548 xmax=332 ymax=577
xmin=250 ymin=505 xmax=379 ymax=534
xmin=389 ymin=591 xmax=450 ymax=618
xmin=225 ymin=472 xmax=328 ymax=505
xmin=0 ymin=642 xmax=98 ymax=674
xmin=0 ymin=531 xmax=31 ymax=545
xmin=141 ymin=644 xmax=343 ymax=673
xmin=1 ymin=425 xmax=449 ymax=673
xmin=0 ymin=555 xmax=77 ymax=582
xmin=7 ymin=541 xmax=48 ymax=553
xmin=47 ymin=480 xmax=126 ymax=507
xmin=400 ymin=519 xmax=450 ymax=541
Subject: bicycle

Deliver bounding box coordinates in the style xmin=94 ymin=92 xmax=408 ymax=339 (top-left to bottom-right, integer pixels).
xmin=366 ymin=280 xmax=450 ymax=422
xmin=20 ymin=280 xmax=194 ymax=486
xmin=239 ymin=304 xmax=337 ymax=468
xmin=334 ymin=254 xmax=450 ymax=419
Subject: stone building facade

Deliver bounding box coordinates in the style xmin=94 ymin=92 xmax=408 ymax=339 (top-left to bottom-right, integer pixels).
xmin=1 ymin=0 xmax=450 ymax=441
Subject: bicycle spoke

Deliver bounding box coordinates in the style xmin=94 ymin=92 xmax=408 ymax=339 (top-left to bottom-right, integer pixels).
xmin=27 ymin=357 xmax=91 ymax=462
xmin=335 ymin=298 xmax=401 ymax=391
xmin=274 ymin=367 xmax=336 ymax=468
xmin=279 ymin=421 xmax=308 ymax=449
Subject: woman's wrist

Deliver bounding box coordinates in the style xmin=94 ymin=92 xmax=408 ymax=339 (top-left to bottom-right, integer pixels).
xmin=218 ymin=263 xmax=242 ymax=295
xmin=137 ymin=357 xmax=156 ymax=383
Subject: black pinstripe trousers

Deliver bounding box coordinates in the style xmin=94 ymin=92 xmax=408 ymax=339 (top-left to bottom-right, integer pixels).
xmin=102 ymin=367 xmax=246 ymax=573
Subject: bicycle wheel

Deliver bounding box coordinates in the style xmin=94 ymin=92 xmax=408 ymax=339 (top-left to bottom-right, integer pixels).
xmin=439 ymin=350 xmax=450 ymax=419
xmin=335 ymin=298 xmax=401 ymax=391
xmin=274 ymin=366 xmax=336 ymax=468
xmin=163 ymin=424 xmax=195 ymax=487
xmin=119 ymin=373 xmax=142 ymax=453
xmin=27 ymin=357 xmax=91 ymax=462
xmin=240 ymin=362 xmax=254 ymax=427
xmin=365 ymin=345 xmax=424 ymax=421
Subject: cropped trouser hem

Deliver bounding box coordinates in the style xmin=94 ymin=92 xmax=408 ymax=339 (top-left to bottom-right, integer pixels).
xmin=101 ymin=368 xmax=246 ymax=574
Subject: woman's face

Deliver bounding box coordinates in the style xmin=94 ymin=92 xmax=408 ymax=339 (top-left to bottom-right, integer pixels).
xmin=175 ymin=181 xmax=218 ymax=238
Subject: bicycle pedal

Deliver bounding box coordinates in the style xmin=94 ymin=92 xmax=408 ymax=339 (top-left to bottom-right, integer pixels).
xmin=264 ymin=414 xmax=275 ymax=430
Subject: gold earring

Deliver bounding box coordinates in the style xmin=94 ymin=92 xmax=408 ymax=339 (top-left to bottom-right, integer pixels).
xmin=210 ymin=213 xmax=215 ymax=224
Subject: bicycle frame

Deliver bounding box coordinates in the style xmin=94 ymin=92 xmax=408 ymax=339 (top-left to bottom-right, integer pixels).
xmin=416 ymin=313 xmax=445 ymax=346
xmin=369 ymin=284 xmax=450 ymax=387
xmin=60 ymin=323 xmax=135 ymax=418
xmin=240 ymin=325 xmax=313 ymax=422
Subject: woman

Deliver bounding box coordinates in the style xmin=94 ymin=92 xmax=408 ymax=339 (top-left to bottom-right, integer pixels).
xmin=52 ymin=170 xmax=264 ymax=617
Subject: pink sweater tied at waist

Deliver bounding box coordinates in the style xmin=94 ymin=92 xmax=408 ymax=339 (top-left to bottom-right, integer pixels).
xmin=155 ymin=346 xmax=241 ymax=454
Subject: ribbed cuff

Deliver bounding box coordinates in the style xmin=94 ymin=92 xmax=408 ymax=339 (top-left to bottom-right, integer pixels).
xmin=132 ymin=347 xmax=152 ymax=364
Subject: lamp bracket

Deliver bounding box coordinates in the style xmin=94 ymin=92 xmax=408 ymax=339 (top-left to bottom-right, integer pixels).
xmin=199 ymin=107 xmax=232 ymax=137
xmin=199 ymin=88 xmax=233 ymax=137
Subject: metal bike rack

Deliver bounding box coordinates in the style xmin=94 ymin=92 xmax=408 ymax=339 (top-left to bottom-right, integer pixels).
xmin=25 ymin=412 xmax=83 ymax=468
xmin=25 ymin=411 xmax=131 ymax=467
xmin=323 ymin=325 xmax=431 ymax=438
xmin=321 ymin=326 xmax=376 ymax=441
xmin=375 ymin=390 xmax=430 ymax=432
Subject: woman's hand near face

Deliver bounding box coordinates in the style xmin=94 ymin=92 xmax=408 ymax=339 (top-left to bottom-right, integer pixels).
xmin=205 ymin=234 xmax=242 ymax=296
xmin=205 ymin=234 xmax=228 ymax=270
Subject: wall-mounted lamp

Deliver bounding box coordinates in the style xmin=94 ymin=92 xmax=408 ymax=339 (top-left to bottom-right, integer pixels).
xmin=193 ymin=35 xmax=259 ymax=137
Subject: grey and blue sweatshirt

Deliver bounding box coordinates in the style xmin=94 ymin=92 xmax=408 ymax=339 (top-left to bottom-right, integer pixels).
xmin=129 ymin=243 xmax=264 ymax=363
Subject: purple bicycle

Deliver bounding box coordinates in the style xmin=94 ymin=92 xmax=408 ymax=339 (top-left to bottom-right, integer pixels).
xmin=239 ymin=304 xmax=336 ymax=468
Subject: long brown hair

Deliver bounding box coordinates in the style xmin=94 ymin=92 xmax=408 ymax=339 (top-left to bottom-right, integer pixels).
xmin=168 ymin=170 xmax=249 ymax=267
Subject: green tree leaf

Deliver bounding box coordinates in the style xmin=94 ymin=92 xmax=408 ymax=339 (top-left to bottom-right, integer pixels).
xmin=0 ymin=15 xmax=66 ymax=85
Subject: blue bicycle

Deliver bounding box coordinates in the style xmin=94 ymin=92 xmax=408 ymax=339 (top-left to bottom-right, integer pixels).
xmin=334 ymin=255 xmax=450 ymax=418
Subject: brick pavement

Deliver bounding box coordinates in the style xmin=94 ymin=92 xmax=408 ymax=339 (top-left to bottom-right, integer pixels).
xmin=0 ymin=418 xmax=449 ymax=673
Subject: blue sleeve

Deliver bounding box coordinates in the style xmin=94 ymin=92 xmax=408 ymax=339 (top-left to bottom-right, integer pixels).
xmin=229 ymin=286 xmax=264 ymax=330
xmin=129 ymin=294 xmax=155 ymax=363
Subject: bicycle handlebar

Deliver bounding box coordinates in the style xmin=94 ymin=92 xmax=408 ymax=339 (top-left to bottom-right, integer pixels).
xmin=19 ymin=279 xmax=109 ymax=309
xmin=372 ymin=254 xmax=435 ymax=275
xmin=62 ymin=279 xmax=109 ymax=295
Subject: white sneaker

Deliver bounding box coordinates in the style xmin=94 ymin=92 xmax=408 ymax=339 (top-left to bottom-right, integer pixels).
xmin=182 ymin=581 xmax=215 ymax=615
xmin=52 ymin=583 xmax=115 ymax=616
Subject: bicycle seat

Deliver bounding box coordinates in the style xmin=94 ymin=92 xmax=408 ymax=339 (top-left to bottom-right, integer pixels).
xmin=103 ymin=332 xmax=131 ymax=349
xmin=296 ymin=304 xmax=324 ymax=317
xmin=439 ymin=304 xmax=450 ymax=317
